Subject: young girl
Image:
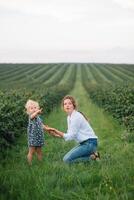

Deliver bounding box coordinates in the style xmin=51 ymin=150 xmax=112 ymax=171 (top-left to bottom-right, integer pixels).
xmin=25 ymin=99 xmax=49 ymax=165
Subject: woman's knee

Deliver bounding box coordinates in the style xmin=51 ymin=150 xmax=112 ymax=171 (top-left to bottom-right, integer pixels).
xmin=63 ymin=154 xmax=72 ymax=163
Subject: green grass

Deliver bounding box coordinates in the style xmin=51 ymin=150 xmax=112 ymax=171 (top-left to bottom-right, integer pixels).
xmin=0 ymin=66 xmax=134 ymax=200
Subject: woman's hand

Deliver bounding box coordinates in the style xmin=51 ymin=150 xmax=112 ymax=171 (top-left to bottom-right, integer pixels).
xmin=47 ymin=127 xmax=56 ymax=132
xmin=44 ymin=126 xmax=60 ymax=137
xmin=44 ymin=125 xmax=64 ymax=138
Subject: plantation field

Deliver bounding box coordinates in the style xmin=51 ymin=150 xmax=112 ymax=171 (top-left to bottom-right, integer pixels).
xmin=0 ymin=63 xmax=134 ymax=200
xmin=0 ymin=63 xmax=134 ymax=87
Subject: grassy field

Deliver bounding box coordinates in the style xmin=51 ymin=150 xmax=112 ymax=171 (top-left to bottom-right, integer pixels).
xmin=0 ymin=64 xmax=134 ymax=200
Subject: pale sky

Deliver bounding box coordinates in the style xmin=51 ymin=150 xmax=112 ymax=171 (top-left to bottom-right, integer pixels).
xmin=0 ymin=0 xmax=134 ymax=63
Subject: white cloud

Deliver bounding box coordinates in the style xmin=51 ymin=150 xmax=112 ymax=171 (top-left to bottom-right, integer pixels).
xmin=0 ymin=0 xmax=89 ymax=22
xmin=113 ymin=0 xmax=134 ymax=10
xmin=0 ymin=0 xmax=134 ymax=63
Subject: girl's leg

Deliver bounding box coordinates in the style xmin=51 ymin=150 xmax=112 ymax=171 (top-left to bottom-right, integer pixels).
xmin=36 ymin=147 xmax=43 ymax=161
xmin=63 ymin=140 xmax=97 ymax=164
xmin=27 ymin=147 xmax=36 ymax=165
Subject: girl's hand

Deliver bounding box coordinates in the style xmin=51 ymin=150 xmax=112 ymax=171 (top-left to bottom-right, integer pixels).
xmin=44 ymin=125 xmax=49 ymax=131
xmin=38 ymin=108 xmax=43 ymax=114
xmin=48 ymin=131 xmax=61 ymax=137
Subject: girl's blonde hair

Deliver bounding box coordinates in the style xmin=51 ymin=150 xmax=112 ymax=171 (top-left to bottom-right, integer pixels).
xmin=25 ymin=99 xmax=40 ymax=114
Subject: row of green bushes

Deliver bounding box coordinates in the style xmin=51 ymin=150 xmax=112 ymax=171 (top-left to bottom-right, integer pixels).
xmin=83 ymin=83 xmax=134 ymax=132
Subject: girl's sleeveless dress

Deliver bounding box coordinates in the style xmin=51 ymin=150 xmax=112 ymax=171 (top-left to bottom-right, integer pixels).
xmin=27 ymin=116 xmax=44 ymax=147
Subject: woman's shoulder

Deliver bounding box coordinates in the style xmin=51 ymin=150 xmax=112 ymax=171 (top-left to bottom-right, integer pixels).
xmin=73 ymin=110 xmax=83 ymax=119
xmin=76 ymin=111 xmax=88 ymax=121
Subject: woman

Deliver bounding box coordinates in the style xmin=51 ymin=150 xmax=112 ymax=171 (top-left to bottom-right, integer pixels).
xmin=48 ymin=95 xmax=100 ymax=163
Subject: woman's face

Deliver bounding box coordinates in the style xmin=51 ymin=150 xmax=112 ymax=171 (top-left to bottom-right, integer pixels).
xmin=63 ymin=99 xmax=74 ymax=114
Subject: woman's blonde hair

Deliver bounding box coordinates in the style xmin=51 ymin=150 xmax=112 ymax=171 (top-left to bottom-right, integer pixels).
xmin=61 ymin=95 xmax=77 ymax=109
xmin=25 ymin=99 xmax=40 ymax=114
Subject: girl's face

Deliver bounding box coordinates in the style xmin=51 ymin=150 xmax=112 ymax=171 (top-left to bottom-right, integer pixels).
xmin=28 ymin=104 xmax=38 ymax=114
xmin=63 ymin=99 xmax=74 ymax=115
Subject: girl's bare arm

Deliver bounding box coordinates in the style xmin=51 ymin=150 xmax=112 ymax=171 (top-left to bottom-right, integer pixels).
xmin=30 ymin=109 xmax=42 ymax=119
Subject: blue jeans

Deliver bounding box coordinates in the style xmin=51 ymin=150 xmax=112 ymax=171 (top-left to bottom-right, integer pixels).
xmin=63 ymin=138 xmax=97 ymax=164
